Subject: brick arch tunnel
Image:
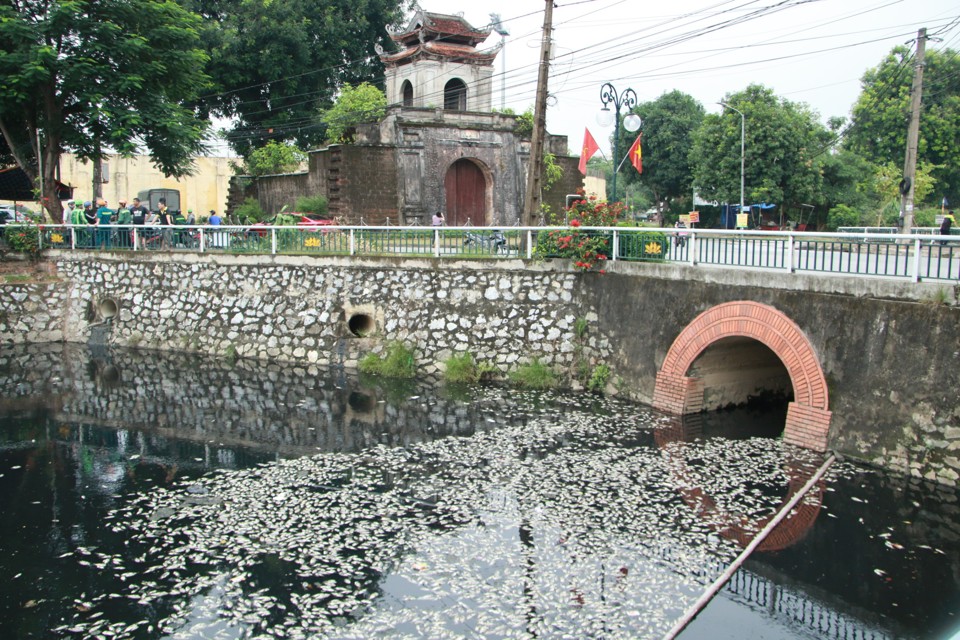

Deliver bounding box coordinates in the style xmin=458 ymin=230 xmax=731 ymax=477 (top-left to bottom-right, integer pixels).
xmin=652 ymin=301 xmax=832 ymax=452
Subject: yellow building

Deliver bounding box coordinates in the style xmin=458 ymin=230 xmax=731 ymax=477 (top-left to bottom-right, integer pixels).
xmin=60 ymin=153 xmax=234 ymax=218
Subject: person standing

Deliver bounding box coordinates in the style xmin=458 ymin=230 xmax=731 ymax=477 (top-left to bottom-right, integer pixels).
xmin=939 ymin=210 xmax=955 ymax=245
xmin=82 ymin=201 xmax=97 ymax=248
xmin=157 ymin=198 xmax=173 ymax=248
xmin=131 ymin=197 xmax=148 ymax=223
xmin=116 ymin=200 xmax=132 ymax=248
xmin=95 ymin=199 xmax=114 ymax=249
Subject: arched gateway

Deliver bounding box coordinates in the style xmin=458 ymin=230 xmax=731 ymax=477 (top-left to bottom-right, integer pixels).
xmin=652 ymin=301 xmax=832 ymax=452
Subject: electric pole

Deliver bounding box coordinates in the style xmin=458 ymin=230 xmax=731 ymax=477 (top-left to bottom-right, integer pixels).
xmin=900 ymin=27 xmax=927 ymax=234
xmin=522 ymin=0 xmax=553 ymax=226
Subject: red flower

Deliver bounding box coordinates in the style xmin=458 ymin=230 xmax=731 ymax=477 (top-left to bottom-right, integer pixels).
xmin=569 ymin=219 xmax=581 ymax=228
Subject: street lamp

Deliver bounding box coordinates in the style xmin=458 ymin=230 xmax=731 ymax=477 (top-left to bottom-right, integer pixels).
xmin=598 ymin=83 xmax=641 ymax=203
xmin=717 ymin=102 xmax=745 ymax=223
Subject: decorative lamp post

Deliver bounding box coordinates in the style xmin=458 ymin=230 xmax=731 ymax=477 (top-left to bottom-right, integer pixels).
xmin=598 ymin=83 xmax=641 ymax=203
xmin=717 ymin=102 xmax=745 ymax=221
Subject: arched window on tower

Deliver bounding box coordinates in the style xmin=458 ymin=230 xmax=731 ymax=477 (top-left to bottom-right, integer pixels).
xmin=401 ymin=80 xmax=414 ymax=107
xmin=444 ymin=78 xmax=467 ymax=111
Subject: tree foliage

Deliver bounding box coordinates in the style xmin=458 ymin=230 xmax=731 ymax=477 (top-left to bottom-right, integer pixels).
xmin=0 ymin=0 xmax=211 ymax=221
xmin=692 ymin=85 xmax=830 ymax=210
xmin=185 ymin=0 xmax=405 ymax=155
xmin=242 ymin=141 xmax=306 ymax=176
xmin=619 ymin=90 xmax=704 ymax=205
xmin=845 ymin=46 xmax=960 ymax=205
xmin=319 ymin=82 xmax=387 ymax=144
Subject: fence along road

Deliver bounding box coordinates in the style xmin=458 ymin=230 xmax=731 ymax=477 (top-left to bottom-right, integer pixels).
xmin=30 ymin=224 xmax=960 ymax=284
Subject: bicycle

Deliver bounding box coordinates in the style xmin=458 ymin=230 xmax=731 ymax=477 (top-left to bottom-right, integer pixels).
xmin=463 ymin=230 xmax=509 ymax=255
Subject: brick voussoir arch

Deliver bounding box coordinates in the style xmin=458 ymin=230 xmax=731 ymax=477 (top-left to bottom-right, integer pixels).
xmin=654 ymin=301 xmax=832 ymax=452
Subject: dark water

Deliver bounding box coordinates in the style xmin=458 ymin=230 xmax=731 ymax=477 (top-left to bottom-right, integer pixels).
xmin=0 ymin=344 xmax=956 ymax=639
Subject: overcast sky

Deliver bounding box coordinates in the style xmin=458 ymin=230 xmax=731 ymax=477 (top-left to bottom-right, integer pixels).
xmin=423 ymin=0 xmax=960 ymax=156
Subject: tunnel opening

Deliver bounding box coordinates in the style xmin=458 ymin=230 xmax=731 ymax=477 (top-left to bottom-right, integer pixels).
xmin=688 ymin=336 xmax=792 ymax=439
xmin=98 ymin=298 xmax=119 ymax=321
xmin=347 ymin=313 xmax=375 ymax=337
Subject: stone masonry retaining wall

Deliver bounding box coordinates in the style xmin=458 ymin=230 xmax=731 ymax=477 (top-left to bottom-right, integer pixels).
xmin=2 ymin=252 xmax=959 ymax=487
xmin=51 ymin=253 xmax=611 ymax=380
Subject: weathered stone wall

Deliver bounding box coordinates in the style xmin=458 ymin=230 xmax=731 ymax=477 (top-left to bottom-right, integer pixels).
xmin=5 ymin=253 xmax=960 ymax=486
xmin=331 ymin=145 xmax=400 ymax=225
xmin=52 ymin=253 xmax=610 ymax=381
xmin=0 ymin=343 xmax=518 ymax=459
xmin=0 ymin=280 xmax=68 ymax=344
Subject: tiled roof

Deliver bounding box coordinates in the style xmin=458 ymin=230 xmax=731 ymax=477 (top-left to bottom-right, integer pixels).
xmin=380 ymin=41 xmax=499 ymax=65
xmin=390 ymin=10 xmax=491 ymax=45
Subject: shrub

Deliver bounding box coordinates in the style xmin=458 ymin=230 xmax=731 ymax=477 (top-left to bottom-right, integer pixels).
xmin=295 ymin=195 xmax=329 ymax=217
xmin=825 ymin=204 xmax=862 ymax=231
xmin=443 ymin=352 xmax=494 ymax=383
xmin=234 ymin=197 xmax=268 ymax=224
xmin=534 ymin=192 xmax=625 ymax=271
xmin=509 ymin=358 xmax=558 ymax=389
xmin=359 ymin=342 xmax=416 ymax=379
xmin=587 ymin=364 xmax=611 ymax=393
xmin=4 ymin=225 xmax=41 ymax=257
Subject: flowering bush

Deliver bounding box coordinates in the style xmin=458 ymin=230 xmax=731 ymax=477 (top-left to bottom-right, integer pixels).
xmin=535 ymin=191 xmax=625 ymax=271
xmin=4 ymin=225 xmax=41 ymax=257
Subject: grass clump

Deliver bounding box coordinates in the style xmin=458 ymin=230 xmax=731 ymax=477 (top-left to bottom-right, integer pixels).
xmin=921 ymin=287 xmax=951 ymax=307
xmin=586 ymin=364 xmax=611 ymax=393
xmin=509 ymin=358 xmax=558 ymax=390
xmin=359 ymin=342 xmax=416 ymax=379
xmin=443 ymin=352 xmax=494 ymax=383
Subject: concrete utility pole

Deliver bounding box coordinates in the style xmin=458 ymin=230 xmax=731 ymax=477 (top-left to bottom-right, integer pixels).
xmin=900 ymin=27 xmax=927 ymax=234
xmin=522 ymin=0 xmax=553 ymax=226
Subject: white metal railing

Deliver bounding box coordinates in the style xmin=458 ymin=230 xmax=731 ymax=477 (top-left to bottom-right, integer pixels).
xmin=21 ymin=223 xmax=960 ymax=283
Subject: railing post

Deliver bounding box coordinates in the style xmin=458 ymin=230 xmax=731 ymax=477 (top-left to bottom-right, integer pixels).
xmin=611 ymin=229 xmax=618 ymax=262
xmin=434 ymin=229 xmax=440 ymax=257
xmin=271 ymin=228 xmax=277 ymax=255
xmin=349 ymin=229 xmax=355 ymax=256
xmin=786 ymin=232 xmax=794 ymax=273
xmin=38 ymin=227 xmax=43 ymax=251
xmin=526 ymin=229 xmax=533 ymax=259
xmin=132 ymin=227 xmax=138 ymax=251
xmin=689 ymin=231 xmax=697 ymax=265
xmin=199 ymin=229 xmax=205 ymax=253
xmin=912 ymin=236 xmax=922 ymax=283
xmin=71 ymin=226 xmax=76 ymax=250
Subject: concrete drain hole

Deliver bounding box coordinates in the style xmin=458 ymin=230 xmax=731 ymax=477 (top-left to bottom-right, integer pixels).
xmin=348 ymin=313 xmax=375 ymax=337
xmin=98 ymin=298 xmax=119 ymax=320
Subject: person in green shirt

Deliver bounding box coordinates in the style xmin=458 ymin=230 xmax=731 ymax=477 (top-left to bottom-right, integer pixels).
xmin=116 ymin=200 xmax=132 ymax=248
xmin=96 ymin=199 xmax=114 ymax=249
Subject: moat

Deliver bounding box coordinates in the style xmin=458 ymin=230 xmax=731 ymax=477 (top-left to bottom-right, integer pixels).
xmin=0 ymin=343 xmax=956 ymax=639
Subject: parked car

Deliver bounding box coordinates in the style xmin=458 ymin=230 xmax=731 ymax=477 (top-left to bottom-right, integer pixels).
xmin=0 ymin=206 xmax=37 ymax=223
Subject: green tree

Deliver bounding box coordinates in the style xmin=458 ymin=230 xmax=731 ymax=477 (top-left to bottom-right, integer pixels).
xmin=818 ymin=149 xmax=875 ymax=227
xmin=692 ymin=85 xmax=830 ymax=211
xmin=619 ymin=90 xmax=704 ymax=209
xmin=185 ymin=0 xmax=404 ymax=154
xmin=242 ymin=141 xmax=306 ymax=176
xmin=845 ymin=46 xmax=960 ymax=206
xmin=873 ymin=160 xmax=937 ymax=224
xmin=319 ymin=82 xmax=387 ymax=144
xmin=0 ymin=0 xmax=210 ymax=222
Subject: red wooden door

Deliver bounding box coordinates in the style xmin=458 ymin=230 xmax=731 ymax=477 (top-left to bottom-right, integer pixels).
xmin=444 ymin=160 xmax=485 ymax=226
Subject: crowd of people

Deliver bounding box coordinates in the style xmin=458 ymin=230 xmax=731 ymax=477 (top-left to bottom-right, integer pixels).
xmin=63 ymin=197 xmax=221 ymax=249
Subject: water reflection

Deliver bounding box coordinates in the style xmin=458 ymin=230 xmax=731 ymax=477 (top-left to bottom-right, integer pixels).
xmin=0 ymin=344 xmax=954 ymax=639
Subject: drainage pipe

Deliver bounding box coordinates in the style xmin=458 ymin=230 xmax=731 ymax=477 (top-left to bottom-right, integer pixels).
xmin=662 ymin=452 xmax=837 ymax=640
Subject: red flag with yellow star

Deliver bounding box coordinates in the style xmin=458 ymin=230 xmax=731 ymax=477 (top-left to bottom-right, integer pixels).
xmin=578 ymin=128 xmax=599 ymax=175
xmin=627 ymin=133 xmax=642 ymax=174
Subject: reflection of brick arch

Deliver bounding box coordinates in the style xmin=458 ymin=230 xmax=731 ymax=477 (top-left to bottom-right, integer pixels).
xmin=655 ymin=416 xmax=824 ymax=552
xmin=653 ymin=301 xmax=832 ymax=452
